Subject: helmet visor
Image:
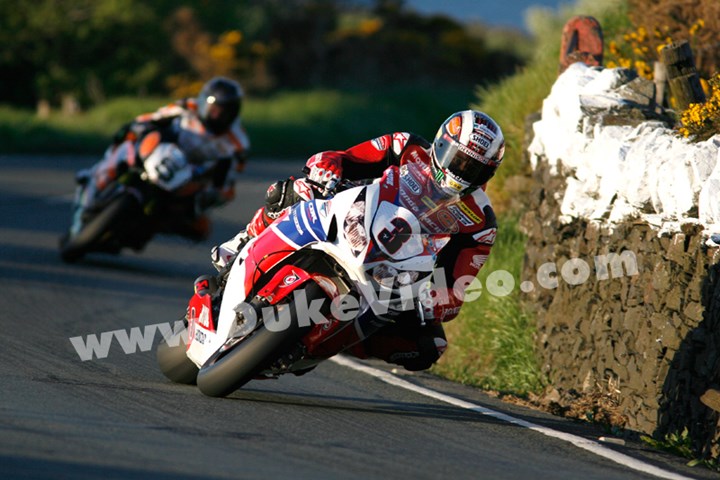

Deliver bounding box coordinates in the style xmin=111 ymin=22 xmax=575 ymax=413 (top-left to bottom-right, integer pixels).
xmin=206 ymin=101 xmax=239 ymax=131
xmin=434 ymin=135 xmax=486 ymax=186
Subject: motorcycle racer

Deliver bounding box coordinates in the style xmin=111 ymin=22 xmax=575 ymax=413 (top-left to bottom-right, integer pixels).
xmin=111 ymin=76 xmax=251 ymax=240
xmin=212 ymin=110 xmax=503 ymax=371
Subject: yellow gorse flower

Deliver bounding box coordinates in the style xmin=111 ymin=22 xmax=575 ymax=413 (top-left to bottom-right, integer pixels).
xmin=606 ymin=23 xmax=669 ymax=81
xmin=678 ymin=73 xmax=720 ymax=141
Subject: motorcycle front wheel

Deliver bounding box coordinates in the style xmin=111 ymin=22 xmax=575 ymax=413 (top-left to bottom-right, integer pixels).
xmin=156 ymin=325 xmax=199 ymax=385
xmin=59 ymin=193 xmax=141 ymax=263
xmin=196 ymin=283 xmax=327 ymax=398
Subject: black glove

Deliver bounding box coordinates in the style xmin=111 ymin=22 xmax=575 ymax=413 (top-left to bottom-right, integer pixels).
xmin=265 ymin=178 xmax=300 ymax=219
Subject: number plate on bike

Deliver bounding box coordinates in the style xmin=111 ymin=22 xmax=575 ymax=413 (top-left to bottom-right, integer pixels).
xmin=371 ymin=201 xmax=423 ymax=260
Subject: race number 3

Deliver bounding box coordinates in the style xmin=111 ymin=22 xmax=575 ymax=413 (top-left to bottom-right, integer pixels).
xmin=371 ymin=201 xmax=424 ymax=260
xmin=378 ymin=218 xmax=412 ymax=254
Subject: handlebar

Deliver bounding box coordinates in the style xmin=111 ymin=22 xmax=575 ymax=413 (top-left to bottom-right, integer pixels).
xmin=304 ymin=176 xmax=373 ymax=198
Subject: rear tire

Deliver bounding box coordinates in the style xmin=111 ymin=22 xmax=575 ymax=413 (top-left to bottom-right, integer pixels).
xmin=59 ymin=193 xmax=141 ymax=263
xmin=196 ymin=283 xmax=326 ymax=398
xmin=156 ymin=327 xmax=198 ymax=385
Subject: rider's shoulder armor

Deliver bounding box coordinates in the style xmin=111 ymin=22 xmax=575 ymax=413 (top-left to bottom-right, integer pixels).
xmin=454 ymin=188 xmax=497 ymax=245
xmin=391 ymin=132 xmax=431 ymax=157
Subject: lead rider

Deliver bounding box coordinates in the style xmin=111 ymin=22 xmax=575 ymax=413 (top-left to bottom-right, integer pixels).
xmin=214 ymin=110 xmax=504 ymax=371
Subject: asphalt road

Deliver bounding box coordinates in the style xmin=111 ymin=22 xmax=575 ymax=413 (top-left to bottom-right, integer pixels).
xmin=0 ymin=155 xmax=713 ymax=479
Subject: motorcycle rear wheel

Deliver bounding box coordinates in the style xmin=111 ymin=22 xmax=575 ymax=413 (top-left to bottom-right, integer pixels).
xmin=196 ymin=283 xmax=327 ymax=398
xmin=59 ymin=193 xmax=141 ymax=263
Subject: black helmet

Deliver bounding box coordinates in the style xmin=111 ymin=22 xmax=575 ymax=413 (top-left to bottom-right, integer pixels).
xmin=197 ymin=77 xmax=243 ymax=134
xmin=431 ymin=110 xmax=505 ymax=196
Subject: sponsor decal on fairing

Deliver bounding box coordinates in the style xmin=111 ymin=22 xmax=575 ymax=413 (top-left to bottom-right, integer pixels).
xmin=403 ymin=173 xmax=422 ymax=194
xmin=283 ymin=271 xmax=301 ymax=286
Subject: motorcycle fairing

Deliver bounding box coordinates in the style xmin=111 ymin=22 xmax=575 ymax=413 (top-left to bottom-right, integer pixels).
xmin=142 ymin=143 xmax=193 ymax=191
xmin=273 ymin=200 xmax=330 ymax=247
xmin=93 ymin=141 xmax=137 ymax=191
xmin=256 ymin=264 xmax=313 ymax=305
xmin=186 ymin=290 xmax=214 ymax=360
xmin=238 ymin=199 xmax=331 ymax=297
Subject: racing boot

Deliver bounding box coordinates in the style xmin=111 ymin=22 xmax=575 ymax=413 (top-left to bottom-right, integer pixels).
xmin=363 ymin=322 xmax=448 ymax=372
xmin=211 ymin=229 xmax=252 ymax=288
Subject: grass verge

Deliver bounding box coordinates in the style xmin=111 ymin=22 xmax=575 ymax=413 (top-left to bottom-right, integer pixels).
xmin=0 ymin=86 xmax=474 ymax=157
xmin=432 ymin=215 xmax=545 ymax=396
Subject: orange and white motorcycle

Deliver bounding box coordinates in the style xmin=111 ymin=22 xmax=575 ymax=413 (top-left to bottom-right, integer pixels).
xmin=59 ymin=136 xmax=215 ymax=262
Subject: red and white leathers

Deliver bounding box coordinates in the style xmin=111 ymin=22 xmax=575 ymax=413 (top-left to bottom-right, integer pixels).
xmin=214 ymin=132 xmax=497 ymax=371
xmin=120 ymin=98 xmax=251 ymax=207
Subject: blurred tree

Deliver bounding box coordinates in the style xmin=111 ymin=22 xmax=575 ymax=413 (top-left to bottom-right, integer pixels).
xmin=239 ymin=0 xmax=341 ymax=88
xmin=0 ymin=0 xmax=173 ymax=110
xmin=0 ymin=0 xmax=528 ymax=109
xmin=325 ymin=1 xmax=513 ymax=88
xmin=164 ymin=6 xmax=249 ymax=97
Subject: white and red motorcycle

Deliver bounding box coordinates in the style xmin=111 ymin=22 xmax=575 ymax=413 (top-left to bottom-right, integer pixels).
xmin=157 ymin=161 xmax=456 ymax=397
xmin=59 ymin=138 xmax=215 ymax=263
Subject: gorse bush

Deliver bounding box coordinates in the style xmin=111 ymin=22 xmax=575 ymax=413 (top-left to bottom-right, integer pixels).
xmin=604 ymin=0 xmax=720 ymax=79
xmin=603 ymin=0 xmax=718 ymax=83
xmin=600 ymin=0 xmax=720 ymax=142
xmin=606 ymin=25 xmax=659 ymax=80
xmin=678 ymin=73 xmax=720 ymax=141
xmin=605 ymin=18 xmax=708 ymax=82
xmin=625 ymin=0 xmax=720 ymax=80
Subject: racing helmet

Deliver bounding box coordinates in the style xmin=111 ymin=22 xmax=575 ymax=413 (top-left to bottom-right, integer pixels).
xmin=197 ymin=77 xmax=243 ymax=134
xmin=430 ymin=110 xmax=505 ymax=196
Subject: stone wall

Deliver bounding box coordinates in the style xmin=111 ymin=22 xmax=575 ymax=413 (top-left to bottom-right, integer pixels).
xmin=520 ymin=156 xmax=720 ymax=458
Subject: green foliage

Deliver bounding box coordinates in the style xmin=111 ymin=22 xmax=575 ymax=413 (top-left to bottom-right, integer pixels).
xmin=0 ymin=0 xmax=528 ymax=109
xmin=244 ymin=86 xmax=474 ymax=156
xmin=0 ymin=86 xmax=473 ymax=155
xmin=472 ymin=60 xmax=557 ymax=210
xmin=641 ymin=429 xmax=720 ymax=471
xmin=433 ymin=216 xmax=545 ymax=395
xmin=623 ymin=0 xmax=720 ymax=80
xmin=0 ymin=0 xmax=169 ymax=106
xmin=0 ymin=105 xmax=108 ymax=154
xmin=481 ymin=0 xmax=634 ymax=205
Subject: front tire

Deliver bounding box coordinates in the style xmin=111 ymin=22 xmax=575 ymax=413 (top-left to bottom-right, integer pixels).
xmin=59 ymin=193 xmax=141 ymax=263
xmin=157 ymin=327 xmax=198 ymax=385
xmin=196 ymin=283 xmax=327 ymax=398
